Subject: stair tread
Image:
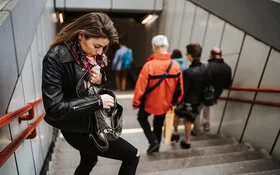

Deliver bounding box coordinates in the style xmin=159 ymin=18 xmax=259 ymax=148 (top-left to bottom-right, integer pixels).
xmin=236 ymin=169 xmax=280 ymax=175
xmin=138 ymin=159 xmax=280 ymax=175
xmin=49 ymin=150 xmax=266 ymax=173
xmin=50 ymin=143 xmax=251 ymax=166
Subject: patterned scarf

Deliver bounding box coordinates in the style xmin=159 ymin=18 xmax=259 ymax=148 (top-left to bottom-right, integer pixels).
xmin=65 ymin=40 xmax=106 ymax=80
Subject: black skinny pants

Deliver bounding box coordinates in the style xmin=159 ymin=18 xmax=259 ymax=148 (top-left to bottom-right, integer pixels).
xmin=137 ymin=108 xmax=166 ymax=144
xmin=61 ymin=130 xmax=139 ymax=175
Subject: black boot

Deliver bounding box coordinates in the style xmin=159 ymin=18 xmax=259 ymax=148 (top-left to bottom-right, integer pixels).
xmin=171 ymin=134 xmax=180 ymax=142
xmin=147 ymin=140 xmax=160 ymax=154
xmin=180 ymin=141 xmax=191 ymax=149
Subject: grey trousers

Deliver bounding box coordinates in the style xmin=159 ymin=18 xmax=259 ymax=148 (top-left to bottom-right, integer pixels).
xmin=193 ymin=105 xmax=210 ymax=133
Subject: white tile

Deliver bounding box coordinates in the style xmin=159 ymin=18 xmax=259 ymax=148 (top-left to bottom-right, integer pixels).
xmin=30 ymin=33 xmax=41 ymax=100
xmin=179 ymin=1 xmax=196 ymax=53
xmin=221 ymin=23 xmax=244 ymax=55
xmin=112 ymin=0 xmax=154 ymax=10
xmin=66 ymin=0 xmax=110 ymax=9
xmin=244 ymin=105 xmax=280 ymax=153
xmin=190 ymin=7 xmax=208 ymax=45
xmin=231 ymin=35 xmax=270 ymax=99
xmin=21 ymin=51 xmax=36 ymax=103
xmin=169 ymin=0 xmax=185 ymax=51
xmin=223 ymin=54 xmax=239 ymax=78
xmin=201 ymin=15 xmax=225 ymax=63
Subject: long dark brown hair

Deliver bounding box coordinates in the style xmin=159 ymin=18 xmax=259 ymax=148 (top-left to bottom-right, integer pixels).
xmin=50 ymin=12 xmax=119 ymax=48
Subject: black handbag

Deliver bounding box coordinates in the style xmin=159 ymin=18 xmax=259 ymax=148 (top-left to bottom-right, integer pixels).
xmin=174 ymin=102 xmax=201 ymax=123
xmin=203 ymin=64 xmax=216 ymax=106
xmin=88 ymin=89 xmax=123 ymax=151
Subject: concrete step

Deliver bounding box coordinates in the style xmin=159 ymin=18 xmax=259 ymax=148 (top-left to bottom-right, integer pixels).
xmin=138 ymin=159 xmax=280 ymax=175
xmin=236 ymin=169 xmax=280 ymax=175
xmin=50 ymin=143 xmax=252 ymax=168
xmin=48 ymin=150 xmax=266 ymax=175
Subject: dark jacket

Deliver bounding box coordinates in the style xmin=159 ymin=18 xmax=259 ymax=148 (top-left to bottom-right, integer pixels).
xmin=207 ymin=58 xmax=232 ymax=100
xmin=42 ymin=44 xmax=103 ymax=133
xmin=182 ymin=60 xmax=207 ymax=104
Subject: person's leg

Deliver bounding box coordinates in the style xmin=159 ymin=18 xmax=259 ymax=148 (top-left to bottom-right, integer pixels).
xmin=61 ymin=131 xmax=99 ymax=175
xmin=203 ymin=106 xmax=210 ymax=131
xmin=180 ymin=119 xmax=192 ymax=149
xmin=171 ymin=115 xmax=180 ymax=142
xmin=98 ymin=138 xmax=140 ymax=175
xmin=74 ymin=152 xmax=98 ymax=175
xmin=115 ymin=71 xmax=121 ymax=90
xmin=192 ymin=110 xmax=202 ymax=136
xmin=121 ymin=69 xmax=127 ymax=91
xmin=137 ymin=108 xmax=157 ymax=143
xmin=153 ymin=114 xmax=166 ymax=144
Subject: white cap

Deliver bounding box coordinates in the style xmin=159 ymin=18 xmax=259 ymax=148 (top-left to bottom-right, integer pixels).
xmin=151 ymin=35 xmax=169 ymax=47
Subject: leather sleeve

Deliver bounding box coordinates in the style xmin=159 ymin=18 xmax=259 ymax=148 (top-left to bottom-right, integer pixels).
xmin=42 ymin=53 xmax=103 ymax=122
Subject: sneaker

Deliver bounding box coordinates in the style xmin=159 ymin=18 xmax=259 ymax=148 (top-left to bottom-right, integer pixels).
xmin=203 ymin=123 xmax=210 ymax=132
xmin=147 ymin=140 xmax=160 ymax=154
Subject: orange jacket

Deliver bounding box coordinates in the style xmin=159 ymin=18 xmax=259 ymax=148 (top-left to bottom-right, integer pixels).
xmin=133 ymin=53 xmax=184 ymax=115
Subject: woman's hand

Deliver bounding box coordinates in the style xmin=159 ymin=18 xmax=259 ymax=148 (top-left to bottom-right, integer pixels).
xmin=90 ymin=66 xmax=102 ymax=85
xmin=100 ymin=94 xmax=114 ymax=109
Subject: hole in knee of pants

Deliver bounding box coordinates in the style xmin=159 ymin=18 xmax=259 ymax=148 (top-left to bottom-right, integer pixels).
xmin=136 ymin=151 xmax=140 ymax=157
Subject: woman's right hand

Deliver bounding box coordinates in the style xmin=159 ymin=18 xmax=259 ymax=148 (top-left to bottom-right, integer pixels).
xmin=100 ymin=94 xmax=114 ymax=109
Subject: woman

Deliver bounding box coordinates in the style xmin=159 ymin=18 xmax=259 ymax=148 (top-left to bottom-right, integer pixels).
xmin=174 ymin=43 xmax=206 ymax=149
xmin=171 ymin=49 xmax=186 ymax=72
xmin=42 ymin=13 xmax=139 ymax=175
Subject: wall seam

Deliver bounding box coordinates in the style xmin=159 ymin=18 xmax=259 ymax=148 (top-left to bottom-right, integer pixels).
xmin=189 ymin=5 xmax=197 ymax=42
xmin=217 ymin=33 xmax=246 ymax=134
xmin=239 ymin=47 xmax=272 ymax=143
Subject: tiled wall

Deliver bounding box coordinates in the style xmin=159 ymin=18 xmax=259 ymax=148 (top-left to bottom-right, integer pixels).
xmin=159 ymin=0 xmax=280 ymax=159
xmin=0 ymin=0 xmax=56 ymax=174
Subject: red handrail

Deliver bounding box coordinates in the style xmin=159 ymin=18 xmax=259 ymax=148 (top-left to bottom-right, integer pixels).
xmin=0 ymin=99 xmax=42 ymax=128
xmin=219 ymin=97 xmax=280 ymax=107
xmin=0 ymin=112 xmax=45 ymax=167
xmin=228 ymin=87 xmax=280 ymax=93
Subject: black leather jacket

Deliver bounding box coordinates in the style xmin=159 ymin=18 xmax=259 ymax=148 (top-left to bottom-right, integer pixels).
xmin=182 ymin=60 xmax=207 ymax=104
xmin=42 ymin=44 xmax=103 ymax=133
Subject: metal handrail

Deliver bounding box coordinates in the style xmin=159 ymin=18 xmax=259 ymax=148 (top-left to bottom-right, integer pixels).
xmin=0 ymin=98 xmax=44 ymax=167
xmin=219 ymin=97 xmax=280 ymax=107
xmin=0 ymin=99 xmax=42 ymax=128
xmin=227 ymin=86 xmax=280 ymax=93
xmin=0 ymin=112 xmax=45 ymax=167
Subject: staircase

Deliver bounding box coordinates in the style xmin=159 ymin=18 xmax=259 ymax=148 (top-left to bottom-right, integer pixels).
xmin=46 ymin=131 xmax=280 ymax=175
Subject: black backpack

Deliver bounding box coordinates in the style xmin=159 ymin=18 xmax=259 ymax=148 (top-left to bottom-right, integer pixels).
xmin=203 ymin=64 xmax=216 ymax=106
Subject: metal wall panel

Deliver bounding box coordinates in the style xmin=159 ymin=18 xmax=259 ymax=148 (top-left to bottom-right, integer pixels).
xmin=21 ymin=51 xmax=36 ymax=103
xmin=178 ymin=1 xmax=196 ymax=54
xmin=190 ymin=7 xmax=208 ymax=45
xmin=0 ymin=12 xmax=18 ymax=116
xmin=112 ymin=0 xmax=154 ymax=10
xmin=3 ymin=0 xmax=46 ymax=73
xmin=8 ymin=78 xmax=36 ymax=175
xmin=220 ymin=23 xmax=244 ymax=55
xmin=66 ymin=0 xmax=110 ymax=10
xmin=200 ymin=14 xmax=224 ymax=63
xmin=243 ymin=49 xmax=280 ymax=157
xmin=220 ymin=35 xmax=270 ymax=139
xmin=163 ymin=0 xmax=176 ymax=44
xmin=169 ymin=0 xmax=185 ymax=51
xmin=190 ymin=0 xmax=280 ymax=51
xmin=155 ymin=0 xmax=163 ymax=11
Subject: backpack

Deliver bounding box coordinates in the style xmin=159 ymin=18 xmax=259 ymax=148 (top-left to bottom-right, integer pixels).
xmin=203 ymin=64 xmax=216 ymax=106
xmin=122 ymin=49 xmax=132 ymax=68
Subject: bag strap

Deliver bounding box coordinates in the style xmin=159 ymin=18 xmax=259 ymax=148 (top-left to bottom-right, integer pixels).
xmin=145 ymin=60 xmax=173 ymax=95
xmin=206 ymin=63 xmax=212 ymax=81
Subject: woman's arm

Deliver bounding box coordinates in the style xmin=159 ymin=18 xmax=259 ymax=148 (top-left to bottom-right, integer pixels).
xmin=42 ymin=53 xmax=103 ymax=122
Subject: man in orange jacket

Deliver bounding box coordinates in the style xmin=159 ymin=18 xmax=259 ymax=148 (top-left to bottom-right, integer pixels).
xmin=132 ymin=35 xmax=184 ymax=154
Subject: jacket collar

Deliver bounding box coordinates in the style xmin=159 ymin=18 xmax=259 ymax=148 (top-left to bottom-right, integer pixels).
xmin=147 ymin=53 xmax=171 ymax=61
xmin=190 ymin=59 xmax=202 ymax=67
xmin=208 ymin=58 xmax=224 ymax=63
xmin=54 ymin=44 xmax=76 ymax=64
